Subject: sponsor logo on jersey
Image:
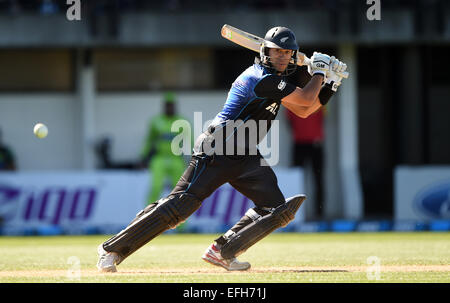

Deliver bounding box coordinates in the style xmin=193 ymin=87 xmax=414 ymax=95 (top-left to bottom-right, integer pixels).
xmin=265 ymin=102 xmax=279 ymax=115
xmin=277 ymin=80 xmax=286 ymax=91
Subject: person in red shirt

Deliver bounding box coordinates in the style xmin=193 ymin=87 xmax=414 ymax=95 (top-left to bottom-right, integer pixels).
xmin=286 ymin=107 xmax=324 ymax=218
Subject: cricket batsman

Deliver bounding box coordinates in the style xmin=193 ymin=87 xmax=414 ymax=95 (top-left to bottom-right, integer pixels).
xmin=97 ymin=26 xmax=347 ymax=272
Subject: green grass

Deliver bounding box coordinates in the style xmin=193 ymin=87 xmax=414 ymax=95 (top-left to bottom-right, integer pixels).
xmin=0 ymin=232 xmax=449 ymax=283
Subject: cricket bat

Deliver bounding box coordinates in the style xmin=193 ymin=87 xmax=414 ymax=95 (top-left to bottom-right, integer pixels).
xmin=221 ymin=24 xmax=349 ymax=79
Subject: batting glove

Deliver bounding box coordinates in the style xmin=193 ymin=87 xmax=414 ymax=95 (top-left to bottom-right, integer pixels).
xmin=308 ymin=52 xmax=331 ymax=79
xmin=326 ymin=56 xmax=347 ymax=92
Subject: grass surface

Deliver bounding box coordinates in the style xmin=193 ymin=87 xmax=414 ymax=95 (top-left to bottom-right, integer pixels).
xmin=0 ymin=232 xmax=449 ymax=283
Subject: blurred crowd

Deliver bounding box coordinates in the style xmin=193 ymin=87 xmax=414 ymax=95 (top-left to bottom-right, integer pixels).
xmin=0 ymin=0 xmax=445 ymax=36
xmin=0 ymin=0 xmax=445 ymax=15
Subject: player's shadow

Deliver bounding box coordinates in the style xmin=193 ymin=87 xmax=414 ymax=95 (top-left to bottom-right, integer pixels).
xmin=281 ymin=269 xmax=348 ymax=273
xmin=248 ymin=269 xmax=350 ymax=273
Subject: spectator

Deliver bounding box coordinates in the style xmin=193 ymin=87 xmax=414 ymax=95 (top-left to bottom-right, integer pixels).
xmin=286 ymin=102 xmax=325 ymax=219
xmin=0 ymin=127 xmax=16 ymax=171
xmin=140 ymin=92 xmax=190 ymax=205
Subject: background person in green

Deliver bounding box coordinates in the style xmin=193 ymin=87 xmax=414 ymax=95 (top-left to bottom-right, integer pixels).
xmin=140 ymin=92 xmax=190 ymax=206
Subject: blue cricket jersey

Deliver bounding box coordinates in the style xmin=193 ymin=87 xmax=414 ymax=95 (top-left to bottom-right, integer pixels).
xmin=209 ymin=60 xmax=296 ymax=151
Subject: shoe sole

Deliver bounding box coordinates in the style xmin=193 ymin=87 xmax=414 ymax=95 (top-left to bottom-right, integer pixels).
xmin=202 ymin=253 xmax=251 ymax=271
xmin=97 ymin=265 xmax=117 ymax=273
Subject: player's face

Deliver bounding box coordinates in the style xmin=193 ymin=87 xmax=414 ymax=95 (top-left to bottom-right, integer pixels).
xmin=268 ymin=48 xmax=293 ymax=73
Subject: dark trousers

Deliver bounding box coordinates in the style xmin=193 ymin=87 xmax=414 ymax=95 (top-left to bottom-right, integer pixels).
xmin=171 ymin=153 xmax=285 ymax=210
xmin=170 ymin=131 xmax=286 ymax=244
xmin=293 ymin=143 xmax=323 ymax=217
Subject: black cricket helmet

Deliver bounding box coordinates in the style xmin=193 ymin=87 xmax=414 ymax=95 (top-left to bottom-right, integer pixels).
xmin=260 ymin=26 xmax=298 ymax=76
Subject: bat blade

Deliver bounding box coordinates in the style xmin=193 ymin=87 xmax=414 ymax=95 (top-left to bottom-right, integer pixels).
xmin=221 ymin=24 xmax=262 ymax=53
xmin=221 ymin=24 xmax=348 ymax=79
xmin=221 ymin=24 xmax=308 ymax=66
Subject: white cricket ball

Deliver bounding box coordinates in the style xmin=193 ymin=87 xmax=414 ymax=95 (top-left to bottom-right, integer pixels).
xmin=33 ymin=123 xmax=48 ymax=139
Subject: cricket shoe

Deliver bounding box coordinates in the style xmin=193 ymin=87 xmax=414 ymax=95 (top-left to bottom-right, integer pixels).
xmin=202 ymin=243 xmax=251 ymax=271
xmin=97 ymin=244 xmax=120 ymax=273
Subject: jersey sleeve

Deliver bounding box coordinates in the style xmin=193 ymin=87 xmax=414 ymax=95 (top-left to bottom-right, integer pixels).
xmin=253 ymin=75 xmax=296 ymax=100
